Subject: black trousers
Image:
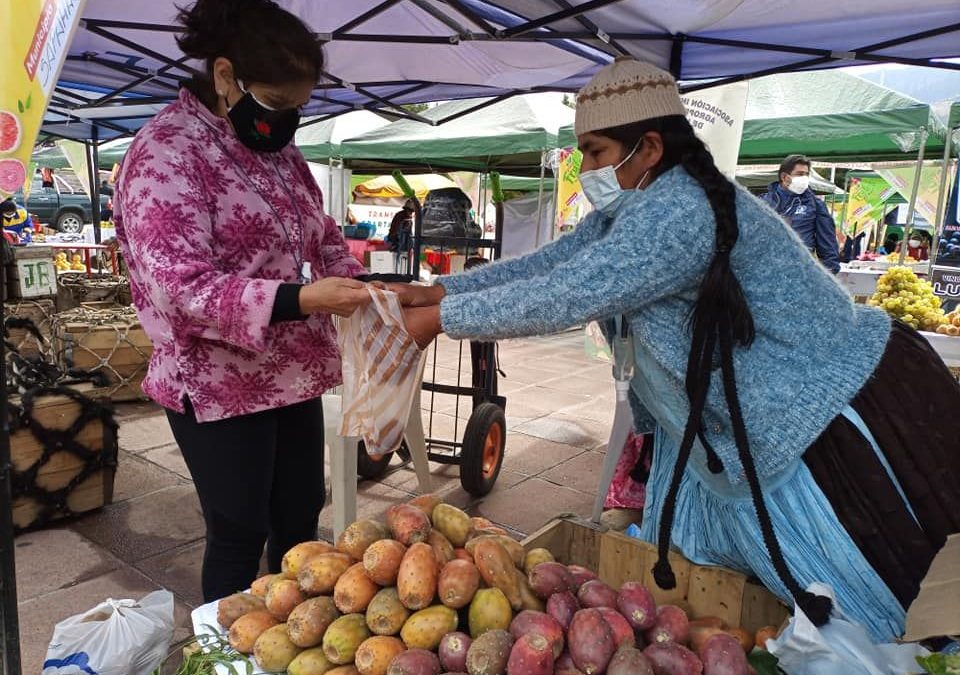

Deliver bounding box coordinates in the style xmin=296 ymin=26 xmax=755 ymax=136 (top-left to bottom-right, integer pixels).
xmin=166 ymin=397 xmax=326 ymax=602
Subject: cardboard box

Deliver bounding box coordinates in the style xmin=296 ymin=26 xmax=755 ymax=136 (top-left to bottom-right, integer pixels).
xmin=903 ymin=534 xmax=960 ymax=641
xmin=522 ymin=516 xmax=789 ymax=633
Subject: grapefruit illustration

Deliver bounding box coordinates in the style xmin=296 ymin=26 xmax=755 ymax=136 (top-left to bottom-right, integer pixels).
xmin=0 ymin=158 xmax=27 ymax=194
xmin=0 ymin=111 xmax=22 ymax=154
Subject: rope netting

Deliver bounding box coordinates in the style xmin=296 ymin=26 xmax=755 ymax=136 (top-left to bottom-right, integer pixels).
xmin=3 ymin=298 xmax=56 ymax=360
xmin=53 ymin=305 xmax=152 ymax=401
xmin=56 ymin=274 xmax=132 ymax=311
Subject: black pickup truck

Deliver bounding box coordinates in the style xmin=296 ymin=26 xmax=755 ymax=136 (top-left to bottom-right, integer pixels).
xmin=13 ymin=173 xmax=111 ymax=233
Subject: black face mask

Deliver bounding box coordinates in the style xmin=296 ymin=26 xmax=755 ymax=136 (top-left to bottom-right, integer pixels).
xmin=227 ymin=82 xmax=300 ymax=153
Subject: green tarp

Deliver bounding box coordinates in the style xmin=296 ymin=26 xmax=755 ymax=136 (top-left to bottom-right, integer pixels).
xmin=340 ymin=94 xmax=574 ymax=176
xmin=296 ymin=110 xmax=390 ymax=162
xmin=31 ymin=138 xmax=131 ymax=170
xmin=557 ymin=71 xmax=947 ymax=163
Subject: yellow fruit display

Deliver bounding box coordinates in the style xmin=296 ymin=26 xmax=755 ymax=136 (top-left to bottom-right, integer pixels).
xmin=935 ymin=309 xmax=960 ymax=337
xmin=868 ymin=266 xmax=946 ymax=332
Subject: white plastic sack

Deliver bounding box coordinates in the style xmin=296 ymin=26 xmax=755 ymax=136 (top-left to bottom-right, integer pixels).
xmin=339 ymin=286 xmax=426 ymax=456
xmin=767 ymin=583 xmax=929 ymax=675
xmin=42 ymin=590 xmax=175 ymax=675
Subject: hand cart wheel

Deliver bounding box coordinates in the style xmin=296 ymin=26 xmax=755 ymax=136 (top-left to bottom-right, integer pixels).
xmin=356 ymin=439 xmax=411 ymax=480
xmin=459 ymin=402 xmax=506 ymax=496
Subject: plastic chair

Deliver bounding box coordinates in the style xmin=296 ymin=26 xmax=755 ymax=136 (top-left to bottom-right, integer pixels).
xmin=324 ymin=358 xmax=432 ymax=539
xmin=591 ymin=393 xmax=633 ymax=524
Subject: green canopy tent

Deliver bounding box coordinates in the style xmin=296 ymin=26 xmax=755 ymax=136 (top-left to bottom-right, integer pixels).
xmin=557 ymin=71 xmax=943 ymax=163
xmin=31 ymin=138 xmax=132 ymax=170
xmin=295 ymin=110 xmax=391 ymax=163
xmin=339 ymin=94 xmax=574 ymax=175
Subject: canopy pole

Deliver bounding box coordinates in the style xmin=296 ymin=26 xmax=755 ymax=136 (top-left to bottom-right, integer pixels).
xmin=898 ymin=127 xmax=928 ymax=265
xmin=927 ymin=127 xmax=955 ymax=276
xmin=534 ymin=151 xmax=547 ymax=249
xmin=0 ymin=225 xmax=22 ymax=675
xmin=90 ymin=126 xmax=102 ymax=245
xmin=327 ymin=158 xmax=334 ymax=224
xmin=550 ymin=155 xmax=559 ymax=242
xmin=838 ymin=172 xmax=852 ymax=236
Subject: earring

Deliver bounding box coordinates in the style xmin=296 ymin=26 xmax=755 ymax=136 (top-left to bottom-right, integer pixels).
xmin=217 ymin=90 xmax=224 ymax=97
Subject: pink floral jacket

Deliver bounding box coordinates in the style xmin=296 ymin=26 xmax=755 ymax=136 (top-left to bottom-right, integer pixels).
xmin=116 ymin=88 xmax=365 ymax=422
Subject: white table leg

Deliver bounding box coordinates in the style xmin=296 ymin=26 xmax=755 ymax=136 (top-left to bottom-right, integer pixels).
xmin=405 ymin=385 xmax=432 ymax=494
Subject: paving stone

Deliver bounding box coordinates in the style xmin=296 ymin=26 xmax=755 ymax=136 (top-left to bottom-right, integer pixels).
xmin=318 ymin=481 xmax=413 ymax=532
xmin=378 ymin=463 xmax=462 ymax=496
xmin=15 ymin=528 xmax=120 ymax=602
xmin=136 ymin=540 xmax=205 ymax=608
xmin=502 ymin=432 xmax=585 ymax=475
xmin=118 ymin=413 xmax=176 ymax=454
xmin=472 ymin=477 xmax=594 ymax=536
xmin=540 ymin=450 xmax=604 ymax=495
xmin=18 ymin=566 xmax=193 ymax=675
xmin=512 ymin=413 xmax=609 ymax=449
xmin=113 ymin=449 xmax=182 ymax=503
xmin=112 ymin=399 xmax=164 ymax=422
xmin=505 ymin=386 xmax=593 ymax=418
xmin=71 ymin=484 xmax=205 ymax=563
xmin=141 ymin=443 xmax=193 ymax=481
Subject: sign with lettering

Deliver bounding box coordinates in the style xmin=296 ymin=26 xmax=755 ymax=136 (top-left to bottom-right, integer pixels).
xmin=931 ymin=266 xmax=960 ymax=313
xmin=15 ymin=257 xmax=56 ymax=298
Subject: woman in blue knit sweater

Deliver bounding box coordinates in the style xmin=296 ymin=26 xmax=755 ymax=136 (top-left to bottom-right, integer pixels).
xmin=396 ymin=59 xmax=959 ymax=641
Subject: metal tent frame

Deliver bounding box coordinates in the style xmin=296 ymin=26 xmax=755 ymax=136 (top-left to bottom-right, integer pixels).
xmin=4 ymin=1 xmax=960 ymax=672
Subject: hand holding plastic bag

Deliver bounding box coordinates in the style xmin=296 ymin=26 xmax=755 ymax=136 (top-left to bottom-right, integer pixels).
xmin=339 ymin=286 xmax=426 ymax=456
xmin=767 ymin=583 xmax=928 ymax=675
xmin=42 ymin=590 xmax=174 ymax=675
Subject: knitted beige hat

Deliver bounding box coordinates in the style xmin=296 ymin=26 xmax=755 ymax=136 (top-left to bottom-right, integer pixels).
xmin=574 ymin=57 xmax=686 ymax=136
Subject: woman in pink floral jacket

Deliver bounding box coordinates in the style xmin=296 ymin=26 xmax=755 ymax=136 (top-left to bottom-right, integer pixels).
xmin=115 ymin=0 xmax=372 ymax=601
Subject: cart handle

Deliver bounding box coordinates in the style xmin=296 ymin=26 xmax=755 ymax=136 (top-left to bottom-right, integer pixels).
xmin=392 ymin=170 xmax=416 ymax=200
xmin=489 ymin=172 xmax=505 ymax=205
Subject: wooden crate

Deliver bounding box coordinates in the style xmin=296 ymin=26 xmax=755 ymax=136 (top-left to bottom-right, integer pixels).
xmin=52 ymin=305 xmax=153 ymax=402
xmin=56 ymin=274 xmax=131 ymax=312
xmin=5 ymin=245 xmax=56 ymax=300
xmin=4 ymin=298 xmax=56 ymax=358
xmin=10 ymin=389 xmax=118 ymax=530
xmin=522 ymin=516 xmax=789 ymax=633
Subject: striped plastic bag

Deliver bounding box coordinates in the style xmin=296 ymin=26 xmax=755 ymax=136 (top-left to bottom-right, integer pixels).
xmin=338 ymin=286 xmax=426 ymax=457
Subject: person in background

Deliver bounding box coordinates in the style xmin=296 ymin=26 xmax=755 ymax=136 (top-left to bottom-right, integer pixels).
xmin=115 ymin=0 xmax=373 ymax=602
xmin=880 ymin=231 xmax=901 ymax=255
xmin=394 ymin=58 xmax=959 ymax=642
xmin=1 ymin=197 xmax=33 ymax=239
xmin=386 ymin=199 xmax=414 ymax=252
xmin=99 ymin=179 xmax=115 ymax=197
xmin=762 ymin=155 xmax=841 ymax=273
xmin=898 ymin=230 xmax=930 ymax=261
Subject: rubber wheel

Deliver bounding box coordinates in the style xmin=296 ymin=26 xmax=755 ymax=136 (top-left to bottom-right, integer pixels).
xmin=356 ymin=439 xmax=409 ymax=480
xmin=57 ymin=211 xmax=83 ymax=233
xmin=460 ymin=402 xmax=506 ymax=496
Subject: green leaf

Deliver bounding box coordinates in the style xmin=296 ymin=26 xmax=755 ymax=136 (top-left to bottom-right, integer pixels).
xmin=916 ymin=653 xmax=960 ymax=675
xmin=25 ymin=93 xmax=32 ymax=110
xmin=748 ymin=648 xmax=786 ymax=675
xmin=17 ymin=100 xmax=24 ymax=114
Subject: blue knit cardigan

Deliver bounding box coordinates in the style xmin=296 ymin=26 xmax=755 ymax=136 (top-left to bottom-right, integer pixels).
xmin=439 ymin=166 xmax=891 ymax=483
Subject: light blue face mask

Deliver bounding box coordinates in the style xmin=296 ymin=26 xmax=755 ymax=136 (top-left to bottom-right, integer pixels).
xmin=579 ymin=141 xmax=649 ymax=216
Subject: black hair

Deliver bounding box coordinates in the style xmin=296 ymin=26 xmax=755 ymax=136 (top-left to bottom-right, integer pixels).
xmin=595 ymin=116 xmax=833 ymax=627
xmin=1 ymin=198 xmax=16 ymax=213
xmin=176 ymin=0 xmax=324 ymax=108
xmin=779 ymin=154 xmax=811 ymax=179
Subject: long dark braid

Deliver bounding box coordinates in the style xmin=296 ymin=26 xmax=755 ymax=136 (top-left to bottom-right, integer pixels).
xmin=597 ymin=117 xmax=833 ymax=626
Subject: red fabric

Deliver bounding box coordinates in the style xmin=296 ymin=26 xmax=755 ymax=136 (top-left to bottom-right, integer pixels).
xmin=345 ymin=238 xmax=389 ymax=264
xmin=604 ymin=431 xmax=649 ymax=509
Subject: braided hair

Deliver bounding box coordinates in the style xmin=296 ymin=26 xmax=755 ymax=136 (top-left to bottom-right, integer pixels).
xmin=596 ymin=116 xmax=833 ymax=626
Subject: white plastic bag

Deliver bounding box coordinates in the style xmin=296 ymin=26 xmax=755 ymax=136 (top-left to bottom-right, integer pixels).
xmin=767 ymin=583 xmax=928 ymax=675
xmin=339 ymin=286 xmax=426 ymax=456
xmin=42 ymin=590 xmax=175 ymax=675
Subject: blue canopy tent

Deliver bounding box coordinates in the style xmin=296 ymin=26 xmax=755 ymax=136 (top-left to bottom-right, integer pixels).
xmin=2 ymin=2 xmax=959 ymax=673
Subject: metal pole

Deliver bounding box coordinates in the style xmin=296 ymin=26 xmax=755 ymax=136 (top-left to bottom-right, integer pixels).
xmin=0 ymin=243 xmax=22 ymax=674
xmin=327 ymin=158 xmax=334 ymax=223
xmin=534 ymin=151 xmax=547 ymax=249
xmin=550 ymin=159 xmax=559 ymax=242
xmin=838 ymin=172 xmax=852 ymax=236
xmin=90 ymin=126 xmax=102 ymax=245
xmin=899 ymin=127 xmax=929 ymax=264
xmin=927 ymin=128 xmax=955 ymax=275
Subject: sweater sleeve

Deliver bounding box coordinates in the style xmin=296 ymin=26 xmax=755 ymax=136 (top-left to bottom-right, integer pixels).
xmin=440 ymin=182 xmax=709 ymax=340
xmin=438 ymin=212 xmax=606 ymax=296
xmin=116 ymin=141 xmax=281 ymax=353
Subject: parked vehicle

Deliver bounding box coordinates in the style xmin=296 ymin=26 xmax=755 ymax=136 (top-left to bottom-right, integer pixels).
xmin=13 ymin=173 xmax=111 ymax=233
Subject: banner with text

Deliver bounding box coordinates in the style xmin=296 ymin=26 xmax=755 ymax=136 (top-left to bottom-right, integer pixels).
xmin=680 ymin=81 xmax=749 ymax=177
xmin=0 ymin=0 xmax=88 ymax=196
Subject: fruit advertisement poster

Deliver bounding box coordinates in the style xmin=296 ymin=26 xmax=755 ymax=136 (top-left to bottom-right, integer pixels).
xmin=0 ymin=0 xmax=88 ymax=196
xmin=875 ymin=164 xmax=952 ymax=229
xmin=556 ymin=147 xmax=586 ymax=234
xmin=843 ymin=175 xmax=898 ymax=234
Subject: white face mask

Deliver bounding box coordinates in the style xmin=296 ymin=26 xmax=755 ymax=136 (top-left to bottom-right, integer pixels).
xmin=908 ymin=239 xmax=922 ymax=248
xmin=787 ymin=175 xmax=810 ymax=195
xmin=580 ymin=141 xmax=646 ymax=215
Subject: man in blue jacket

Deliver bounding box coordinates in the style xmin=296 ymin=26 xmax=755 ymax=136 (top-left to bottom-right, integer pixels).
xmin=762 ymin=154 xmax=841 ymax=273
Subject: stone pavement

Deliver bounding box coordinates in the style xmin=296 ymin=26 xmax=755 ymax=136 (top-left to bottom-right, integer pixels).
xmin=14 ymin=329 xmax=622 ymax=673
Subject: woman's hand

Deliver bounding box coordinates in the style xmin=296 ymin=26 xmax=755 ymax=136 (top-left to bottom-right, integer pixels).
xmin=299 ymin=277 xmax=372 ymax=317
xmin=385 ymin=283 xmax=445 ymax=307
xmin=403 ymin=305 xmax=443 ymax=349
